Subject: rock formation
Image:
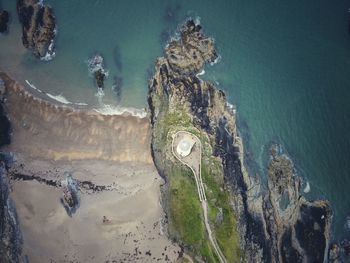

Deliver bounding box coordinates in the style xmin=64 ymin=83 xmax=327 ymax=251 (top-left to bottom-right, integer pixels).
xmin=148 ymin=19 xmax=332 ymax=262
xmin=0 ymin=96 xmax=23 ymax=262
xmin=263 ymin=145 xmax=331 ymax=262
xmin=0 ymin=162 xmax=23 ymax=263
xmin=87 ymin=54 xmax=108 ymax=90
xmin=0 ymin=10 xmax=9 ymax=34
xmin=17 ymin=0 xmax=56 ymax=60
xmin=0 ymin=79 xmax=11 ymax=147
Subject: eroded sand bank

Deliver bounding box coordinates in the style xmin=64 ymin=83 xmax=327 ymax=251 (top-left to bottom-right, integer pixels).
xmin=0 ymin=73 xmax=180 ymax=262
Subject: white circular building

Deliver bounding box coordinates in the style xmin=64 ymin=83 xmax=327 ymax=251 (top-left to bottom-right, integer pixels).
xmin=176 ymin=138 xmax=196 ymax=157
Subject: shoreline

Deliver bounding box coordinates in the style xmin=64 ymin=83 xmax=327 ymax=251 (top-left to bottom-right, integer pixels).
xmin=1 ymin=70 xmax=148 ymax=119
xmin=0 ymin=71 xmax=182 ymax=262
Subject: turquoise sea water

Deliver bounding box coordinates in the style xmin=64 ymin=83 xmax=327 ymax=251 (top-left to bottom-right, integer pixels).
xmin=1 ymin=0 xmax=350 ymax=240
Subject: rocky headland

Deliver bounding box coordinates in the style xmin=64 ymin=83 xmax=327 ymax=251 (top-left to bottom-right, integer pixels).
xmin=0 ymin=16 xmax=339 ymax=262
xmin=17 ymin=0 xmax=56 ymax=60
xmin=148 ymin=19 xmax=332 ymax=262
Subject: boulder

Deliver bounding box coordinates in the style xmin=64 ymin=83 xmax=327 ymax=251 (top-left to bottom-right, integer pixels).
xmin=0 ymin=10 xmax=9 ymax=34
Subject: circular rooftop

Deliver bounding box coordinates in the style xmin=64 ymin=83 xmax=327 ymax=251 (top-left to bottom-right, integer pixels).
xmin=176 ymin=138 xmax=195 ymax=157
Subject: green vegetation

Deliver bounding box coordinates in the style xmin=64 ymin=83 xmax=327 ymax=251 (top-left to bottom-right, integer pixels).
xmin=153 ymin=105 xmax=241 ymax=262
xmin=202 ymin=162 xmax=241 ymax=262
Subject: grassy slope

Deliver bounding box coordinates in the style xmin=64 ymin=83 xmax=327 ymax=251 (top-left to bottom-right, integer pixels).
xmin=153 ymin=105 xmax=241 ymax=262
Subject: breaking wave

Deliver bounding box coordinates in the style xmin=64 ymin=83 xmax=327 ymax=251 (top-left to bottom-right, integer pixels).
xmin=25 ymin=80 xmax=88 ymax=106
xmin=93 ymin=104 xmax=147 ymax=118
xmin=25 ymin=80 xmax=43 ymax=93
xmin=196 ymin=69 xmax=205 ymax=77
xmin=303 ymin=181 xmax=311 ymax=193
xmin=87 ymin=54 xmax=109 ymax=77
xmin=210 ymin=54 xmax=222 ymax=66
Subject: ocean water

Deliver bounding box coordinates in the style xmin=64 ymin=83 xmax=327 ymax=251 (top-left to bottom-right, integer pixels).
xmin=1 ymin=0 xmax=350 ymax=241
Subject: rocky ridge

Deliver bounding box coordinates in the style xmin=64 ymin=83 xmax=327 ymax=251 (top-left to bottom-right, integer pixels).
xmin=0 ymin=162 xmax=23 ymax=263
xmin=0 ymin=10 xmax=9 ymax=34
xmin=148 ymin=19 xmax=332 ymax=262
xmin=0 ymin=91 xmax=23 ymax=262
xmin=17 ymin=0 xmax=56 ymax=60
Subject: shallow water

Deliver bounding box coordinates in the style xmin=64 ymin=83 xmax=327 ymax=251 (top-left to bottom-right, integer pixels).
xmin=1 ymin=0 xmax=350 ymax=240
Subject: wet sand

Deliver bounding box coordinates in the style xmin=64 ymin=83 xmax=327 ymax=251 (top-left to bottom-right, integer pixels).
xmin=1 ymin=73 xmax=181 ymax=262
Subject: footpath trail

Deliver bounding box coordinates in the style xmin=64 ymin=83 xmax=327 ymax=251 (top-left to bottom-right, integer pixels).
xmin=172 ymin=131 xmax=227 ymax=263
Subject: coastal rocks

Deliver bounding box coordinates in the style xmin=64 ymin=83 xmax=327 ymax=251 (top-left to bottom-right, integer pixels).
xmin=165 ymin=20 xmax=218 ymax=75
xmin=263 ymin=145 xmax=331 ymax=262
xmin=148 ymin=19 xmax=332 ymax=262
xmin=0 ymin=162 xmax=23 ymax=263
xmin=87 ymin=54 xmax=108 ymax=91
xmin=17 ymin=0 xmax=56 ymax=60
xmin=0 ymin=10 xmax=9 ymax=34
xmin=60 ymin=174 xmax=79 ymax=216
xmin=95 ymin=69 xmax=106 ymax=89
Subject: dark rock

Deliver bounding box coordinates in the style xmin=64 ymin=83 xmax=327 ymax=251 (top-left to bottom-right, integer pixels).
xmin=328 ymin=243 xmax=341 ymax=263
xmin=0 ymin=162 xmax=23 ymax=262
xmin=17 ymin=0 xmax=56 ymax=60
xmin=87 ymin=54 xmax=108 ymax=90
xmin=341 ymin=239 xmax=350 ymax=256
xmin=164 ymin=19 xmax=218 ymax=75
xmin=94 ymin=69 xmax=106 ymax=89
xmin=0 ymin=10 xmax=9 ymax=34
xmin=60 ymin=174 xmax=79 ymax=217
xmin=0 ymin=80 xmax=11 ymax=146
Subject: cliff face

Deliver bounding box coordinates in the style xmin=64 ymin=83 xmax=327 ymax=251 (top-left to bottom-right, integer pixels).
xmin=0 ymin=81 xmax=23 ymax=262
xmin=17 ymin=0 xmax=56 ymax=60
xmin=0 ymin=163 xmax=23 ymax=263
xmin=148 ymin=19 xmax=332 ymax=262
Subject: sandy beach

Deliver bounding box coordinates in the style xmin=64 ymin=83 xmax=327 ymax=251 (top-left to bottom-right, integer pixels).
xmin=1 ymin=73 xmax=181 ymax=262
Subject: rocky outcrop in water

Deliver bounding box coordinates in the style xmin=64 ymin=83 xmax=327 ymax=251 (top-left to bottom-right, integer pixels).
xmin=17 ymin=0 xmax=56 ymax=60
xmin=148 ymin=19 xmax=332 ymax=262
xmin=263 ymin=145 xmax=331 ymax=262
xmin=0 ymin=10 xmax=9 ymax=34
xmin=87 ymin=54 xmax=108 ymax=90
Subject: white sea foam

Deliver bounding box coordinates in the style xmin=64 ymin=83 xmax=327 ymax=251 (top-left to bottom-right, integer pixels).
xmin=26 ymin=79 xmax=88 ymax=105
xmin=25 ymin=80 xmax=43 ymax=93
xmin=40 ymin=31 xmax=56 ymax=61
xmin=210 ymin=54 xmax=222 ymax=66
xmin=46 ymin=93 xmax=88 ymax=106
xmin=194 ymin=16 xmax=201 ymax=25
xmin=345 ymin=216 xmax=350 ymax=230
xmin=196 ymin=69 xmax=205 ymax=77
xmin=46 ymin=93 xmax=72 ymax=104
xmin=87 ymin=54 xmax=108 ymax=77
xmin=226 ymin=102 xmax=236 ymax=115
xmin=93 ymin=104 xmax=147 ymax=118
xmin=303 ymin=181 xmax=311 ymax=193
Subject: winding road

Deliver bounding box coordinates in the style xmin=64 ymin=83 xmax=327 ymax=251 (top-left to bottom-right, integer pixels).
xmin=172 ymin=131 xmax=227 ymax=263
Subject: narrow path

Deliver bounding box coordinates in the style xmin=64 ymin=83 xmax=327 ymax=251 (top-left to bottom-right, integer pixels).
xmin=172 ymin=131 xmax=227 ymax=263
